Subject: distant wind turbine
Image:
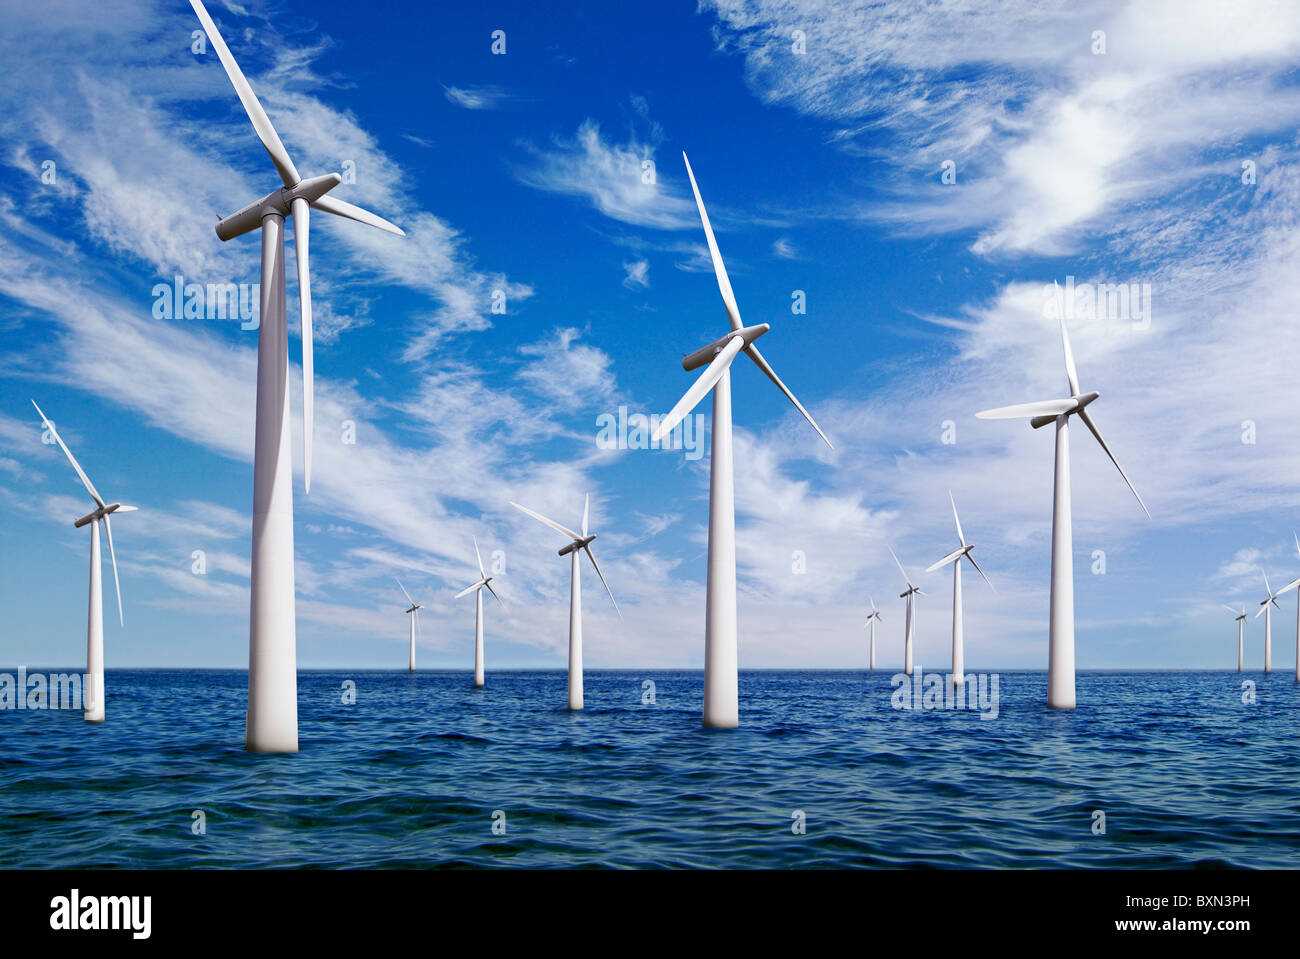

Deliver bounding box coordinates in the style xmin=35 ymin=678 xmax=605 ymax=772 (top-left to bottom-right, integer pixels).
xmin=510 ymin=495 xmax=620 ymax=710
xmin=455 ymin=539 xmax=503 ymax=688
xmin=976 ymin=281 xmax=1149 ymax=709
xmin=1223 ymin=604 xmax=1247 ymax=672
xmin=188 ymin=0 xmax=405 ymax=752
xmin=395 ymin=578 xmax=423 ymax=672
xmin=648 ymin=153 xmax=832 ymax=729
xmin=32 ymin=401 xmax=137 ymax=723
xmin=1293 ymin=533 xmax=1300 ymax=681
xmin=888 ymin=546 xmax=924 ymax=676
xmin=1256 ymin=570 xmax=1299 ymax=674
xmin=925 ymin=493 xmax=994 ymax=688
xmin=864 ymin=598 xmax=882 ymax=671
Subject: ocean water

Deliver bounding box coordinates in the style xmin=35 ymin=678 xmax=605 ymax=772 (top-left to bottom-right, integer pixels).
xmin=1 ymin=669 xmax=1298 ymax=869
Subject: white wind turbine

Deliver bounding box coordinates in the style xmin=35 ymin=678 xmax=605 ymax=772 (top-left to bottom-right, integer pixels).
xmin=925 ymin=493 xmax=994 ymax=688
xmin=32 ymin=401 xmax=137 ymax=723
xmin=888 ymin=547 xmax=924 ymax=676
xmin=649 ymin=153 xmax=833 ymax=728
xmin=976 ymin=281 xmax=1148 ymax=709
xmin=864 ymin=598 xmax=882 ymax=671
xmin=1223 ymin=605 xmax=1247 ymax=672
xmin=510 ymin=495 xmax=620 ymax=710
xmin=1256 ymin=570 xmax=1299 ymax=674
xmin=454 ymin=539 xmax=504 ymax=688
xmin=188 ymin=1 xmax=404 ymax=752
xmin=395 ymin=578 xmax=423 ymax=673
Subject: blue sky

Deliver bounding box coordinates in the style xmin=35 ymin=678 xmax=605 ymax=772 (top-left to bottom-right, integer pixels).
xmin=4 ymin=0 xmax=1300 ymax=672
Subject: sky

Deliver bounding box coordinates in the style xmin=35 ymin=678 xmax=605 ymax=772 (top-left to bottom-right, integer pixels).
xmin=4 ymin=0 xmax=1300 ymax=673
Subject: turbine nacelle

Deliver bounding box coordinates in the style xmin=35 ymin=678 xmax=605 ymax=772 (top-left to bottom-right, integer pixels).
xmin=215 ymin=173 xmax=343 ymax=241
xmin=557 ymin=533 xmax=597 ymax=557
xmin=682 ymin=324 xmax=770 ymax=372
xmin=74 ymin=502 xmax=131 ymax=528
xmin=1029 ymin=391 xmax=1100 ymax=430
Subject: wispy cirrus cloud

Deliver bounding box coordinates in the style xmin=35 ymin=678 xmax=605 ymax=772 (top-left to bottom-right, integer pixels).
xmin=443 ymin=84 xmax=518 ymax=110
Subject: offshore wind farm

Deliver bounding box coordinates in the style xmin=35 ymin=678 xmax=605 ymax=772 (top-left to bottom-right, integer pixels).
xmin=6 ymin=0 xmax=1300 ymax=881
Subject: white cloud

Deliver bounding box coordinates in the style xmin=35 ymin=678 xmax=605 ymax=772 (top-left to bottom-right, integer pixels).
xmin=443 ymin=85 xmax=516 ymax=110
xmin=621 ymin=258 xmax=649 ymax=289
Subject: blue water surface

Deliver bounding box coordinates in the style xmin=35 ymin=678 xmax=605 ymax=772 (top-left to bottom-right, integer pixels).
xmin=1 ymin=669 xmax=1297 ymax=868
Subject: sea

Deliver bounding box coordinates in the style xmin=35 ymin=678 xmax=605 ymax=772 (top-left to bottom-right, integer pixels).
xmin=2 ymin=669 xmax=1298 ymax=869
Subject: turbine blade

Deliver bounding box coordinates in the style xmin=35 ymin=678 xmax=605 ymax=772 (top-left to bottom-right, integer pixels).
xmin=1294 ymin=530 xmax=1299 ymax=559
xmin=869 ymin=595 xmax=877 ymax=613
xmin=1264 ymin=570 xmax=1272 ymax=596
xmin=583 ymin=545 xmax=621 ymax=619
xmin=1255 ymin=605 xmax=1266 ymax=619
xmin=31 ymin=400 xmax=105 ymax=508
xmin=188 ymin=0 xmax=300 ymax=188
xmin=925 ymin=547 xmax=966 ymax=573
xmin=114 ymin=505 xmax=139 ymax=513
xmin=1055 ymin=281 xmax=1081 ymax=396
xmin=651 ymin=334 xmax=743 ymax=442
xmin=975 ymin=398 xmax=1076 ymax=420
xmin=1076 ymin=408 xmax=1149 ymax=518
xmin=474 ymin=537 xmax=486 ymax=578
xmin=682 ymin=152 xmax=742 ymax=331
xmin=743 ymin=343 xmax=833 ymax=449
xmin=582 ymin=493 xmax=589 ymax=538
xmin=103 ymin=515 xmax=124 ymax=628
xmin=292 ymin=198 xmax=314 ymax=494
xmin=312 ymin=194 xmax=405 ymax=236
xmin=1278 ymin=577 xmax=1300 ymax=596
xmin=395 ymin=576 xmax=415 ymax=607
xmin=485 ymin=580 xmax=505 ymax=609
xmin=950 ymin=490 xmax=965 ymax=546
xmin=887 ymin=545 xmax=912 ymax=588
xmin=509 ymin=501 xmax=580 ymax=541
xmin=1223 ymin=604 xmax=1241 ymax=615
xmin=455 ymin=579 xmax=487 ymax=600
xmin=967 ymin=552 xmax=995 ymax=591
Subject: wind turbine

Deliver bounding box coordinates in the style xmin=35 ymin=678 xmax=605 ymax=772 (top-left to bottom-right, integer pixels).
xmin=509 ymin=495 xmax=620 ymax=710
xmin=1256 ymin=570 xmax=1299 ymax=674
xmin=188 ymin=1 xmax=405 ymax=752
xmin=395 ymin=578 xmax=423 ymax=672
xmin=864 ymin=598 xmax=882 ymax=671
xmin=649 ymin=153 xmax=832 ymax=728
xmin=888 ymin=547 xmax=924 ymax=676
xmin=1223 ymin=605 xmax=1246 ymax=671
xmin=925 ymin=493 xmax=994 ymax=688
xmin=976 ymin=281 xmax=1149 ymax=709
xmin=454 ymin=539 xmax=503 ymax=688
xmin=32 ymin=401 xmax=137 ymax=723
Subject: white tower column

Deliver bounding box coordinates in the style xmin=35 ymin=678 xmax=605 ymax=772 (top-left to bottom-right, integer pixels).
xmin=1264 ymin=607 xmax=1272 ymax=673
xmin=904 ymin=594 xmax=914 ymax=676
xmin=85 ymin=519 xmax=105 ymax=723
xmin=408 ymin=615 xmax=416 ymax=672
xmin=703 ymin=368 xmax=738 ymax=728
xmin=246 ymin=211 xmax=299 ymax=753
xmin=869 ymin=620 xmax=876 ymax=671
xmin=474 ymin=589 xmax=485 ymax=688
xmin=951 ymin=560 xmax=964 ymax=688
xmin=1238 ymin=621 xmax=1244 ymax=672
xmin=568 ymin=550 xmax=584 ymax=710
xmin=1047 ymin=414 xmax=1076 ymax=710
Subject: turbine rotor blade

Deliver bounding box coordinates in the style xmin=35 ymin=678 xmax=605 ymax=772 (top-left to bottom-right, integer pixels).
xmin=395 ymin=576 xmax=415 ymax=607
xmin=474 ymin=537 xmax=486 ymax=578
xmin=682 ymin=152 xmax=742 ymax=331
xmin=1223 ymin=604 xmax=1241 ymax=615
xmin=582 ymin=493 xmax=589 ymax=538
xmin=583 ymin=545 xmax=621 ymax=619
xmin=31 ymin=400 xmax=105 ymax=508
xmin=291 ymin=197 xmax=314 ymax=494
xmin=1264 ymin=570 xmax=1272 ymax=596
xmin=976 ymin=398 xmax=1076 ymax=420
xmin=1076 ymin=408 xmax=1149 ymax=518
xmin=966 ymin=552 xmax=994 ymax=591
xmin=312 ymin=194 xmax=406 ymax=236
xmin=651 ymin=334 xmax=744 ymax=442
xmin=188 ymin=0 xmax=300 ymax=188
xmin=743 ymin=342 xmax=833 ymax=449
xmin=103 ymin=515 xmax=124 ymax=628
xmin=887 ymin=545 xmax=912 ymax=588
xmin=1279 ymin=577 xmax=1300 ymax=596
xmin=484 ymin=581 xmax=505 ymax=609
xmin=925 ymin=547 xmax=965 ymax=573
xmin=949 ymin=491 xmax=966 ymax=546
xmin=1055 ymin=280 xmax=1081 ymax=396
xmin=455 ymin=579 xmax=487 ymax=600
xmin=509 ymin=501 xmax=580 ymax=541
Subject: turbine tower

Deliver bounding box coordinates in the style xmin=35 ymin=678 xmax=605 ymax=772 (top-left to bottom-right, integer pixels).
xmin=1223 ymin=604 xmax=1247 ymax=672
xmin=925 ymin=492 xmax=994 ymax=688
xmin=888 ymin=546 xmax=924 ymax=676
xmin=976 ymin=281 xmax=1148 ymax=709
xmin=455 ymin=539 xmax=503 ymax=688
xmin=1255 ymin=570 xmax=1299 ymax=673
xmin=395 ymin=578 xmax=423 ymax=672
xmin=510 ymin=495 xmax=620 ymax=710
xmin=32 ymin=401 xmax=137 ymax=723
xmin=649 ymin=153 xmax=832 ymax=728
xmin=188 ymin=1 xmax=405 ymax=751
xmin=864 ymin=598 xmax=881 ymax=671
